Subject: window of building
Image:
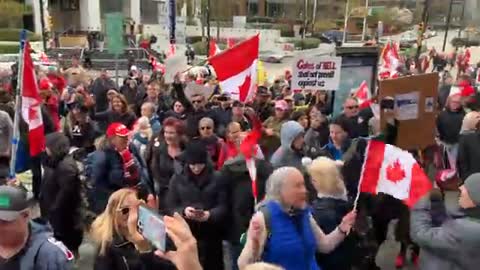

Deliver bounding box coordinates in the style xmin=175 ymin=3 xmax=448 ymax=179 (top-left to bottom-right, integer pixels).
xmin=141 ymin=0 xmax=159 ymax=24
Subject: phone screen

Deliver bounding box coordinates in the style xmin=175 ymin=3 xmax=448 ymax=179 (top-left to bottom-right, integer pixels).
xmin=137 ymin=205 xmax=166 ymax=252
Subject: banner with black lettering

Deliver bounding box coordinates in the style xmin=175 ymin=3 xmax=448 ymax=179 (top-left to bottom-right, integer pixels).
xmin=291 ymin=56 xmax=342 ymax=91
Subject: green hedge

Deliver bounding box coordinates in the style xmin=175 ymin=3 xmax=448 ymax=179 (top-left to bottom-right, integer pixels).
xmin=0 ymin=28 xmax=40 ymax=42
xmin=273 ymin=24 xmax=294 ymax=37
xmin=0 ymin=44 xmax=19 ymax=53
xmin=192 ymin=41 xmax=227 ymax=55
xmin=292 ymin=38 xmax=321 ymax=50
xmin=186 ymin=36 xmax=203 ymax=44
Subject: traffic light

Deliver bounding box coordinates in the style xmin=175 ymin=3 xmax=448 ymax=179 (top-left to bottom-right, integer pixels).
xmin=418 ymin=22 xmax=424 ymax=33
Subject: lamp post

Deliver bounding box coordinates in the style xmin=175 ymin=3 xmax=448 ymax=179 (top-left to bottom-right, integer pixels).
xmin=39 ymin=0 xmax=47 ymax=51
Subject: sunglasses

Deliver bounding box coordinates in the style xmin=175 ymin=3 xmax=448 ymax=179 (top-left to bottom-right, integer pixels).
xmin=346 ymin=106 xmax=359 ymax=110
xmin=201 ymin=126 xmax=212 ymax=130
xmin=118 ymin=207 xmax=130 ymax=216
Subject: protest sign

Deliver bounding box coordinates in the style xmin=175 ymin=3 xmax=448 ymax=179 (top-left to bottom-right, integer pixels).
xmin=379 ymin=73 xmax=439 ymax=150
xmin=291 ymin=56 xmax=342 ymax=91
xmin=164 ymin=55 xmax=188 ymax=84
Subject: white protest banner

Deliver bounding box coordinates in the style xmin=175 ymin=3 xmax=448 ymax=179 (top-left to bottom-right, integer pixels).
xmin=291 ymin=56 xmax=342 ymax=91
xmin=164 ymin=55 xmax=188 ymax=83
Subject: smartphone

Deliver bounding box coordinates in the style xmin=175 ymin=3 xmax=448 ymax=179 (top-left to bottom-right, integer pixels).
xmin=380 ymin=99 xmax=395 ymax=110
xmin=137 ymin=205 xmax=166 ymax=252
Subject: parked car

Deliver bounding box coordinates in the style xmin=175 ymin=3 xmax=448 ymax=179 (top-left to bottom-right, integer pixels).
xmin=400 ymin=31 xmax=417 ymax=48
xmin=321 ymin=30 xmax=344 ymax=46
xmin=259 ymin=50 xmax=285 ymax=63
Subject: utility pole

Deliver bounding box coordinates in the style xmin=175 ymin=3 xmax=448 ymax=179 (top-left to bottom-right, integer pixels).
xmin=342 ymin=0 xmax=350 ymax=44
xmin=312 ymin=0 xmax=317 ymax=33
xmin=458 ymin=0 xmax=466 ymax=38
xmin=361 ymin=0 xmax=369 ymax=41
xmin=38 ymin=0 xmax=47 ymax=51
xmin=442 ymin=0 xmax=454 ymax=51
xmin=415 ymin=0 xmax=429 ymax=61
xmin=206 ymin=0 xmax=211 ymax=57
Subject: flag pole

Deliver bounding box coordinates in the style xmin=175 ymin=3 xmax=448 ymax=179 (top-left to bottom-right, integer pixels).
xmin=9 ymin=30 xmax=27 ymax=180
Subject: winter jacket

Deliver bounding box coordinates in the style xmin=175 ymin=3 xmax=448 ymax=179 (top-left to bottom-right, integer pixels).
xmin=336 ymin=114 xmax=369 ymax=139
xmin=411 ymin=197 xmax=480 ymax=270
xmin=436 ymin=109 xmax=465 ymax=144
xmin=221 ymin=157 xmax=272 ymax=243
xmin=312 ymin=196 xmax=355 ymax=270
xmin=166 ymin=164 xmax=227 ymax=240
xmin=88 ymin=140 xmax=147 ymax=214
xmin=457 ymin=132 xmax=480 ymax=181
xmin=91 ymin=77 xmax=117 ymax=112
xmin=15 ymin=220 xmax=74 ymax=270
xmin=252 ymin=101 xmax=274 ymax=122
xmin=271 ymin=121 xmax=305 ymax=169
xmin=185 ymin=108 xmax=218 ymax=138
xmin=149 ymin=114 xmax=162 ymax=135
xmin=40 ymin=135 xmax=83 ymax=251
xmin=304 ymin=125 xmax=329 ymax=158
xmin=145 ymin=138 xmax=184 ymax=211
xmin=94 ymin=234 xmax=175 ymax=270
xmin=0 ymin=110 xmax=13 ymax=157
xmin=62 ymin=116 xmax=98 ymax=151
xmin=260 ymin=116 xmax=286 ymax=158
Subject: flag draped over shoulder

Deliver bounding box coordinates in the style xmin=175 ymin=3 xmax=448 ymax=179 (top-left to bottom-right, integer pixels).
xmin=21 ymin=42 xmax=45 ymax=156
xmin=359 ymin=140 xmax=433 ymax=208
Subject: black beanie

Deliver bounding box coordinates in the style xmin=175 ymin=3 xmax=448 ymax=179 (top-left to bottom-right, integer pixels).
xmin=183 ymin=141 xmax=207 ymax=164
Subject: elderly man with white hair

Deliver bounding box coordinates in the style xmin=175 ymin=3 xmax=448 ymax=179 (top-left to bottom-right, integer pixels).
xmin=238 ymin=167 xmax=356 ymax=270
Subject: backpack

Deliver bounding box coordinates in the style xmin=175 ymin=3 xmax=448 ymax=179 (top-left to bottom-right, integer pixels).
xmin=240 ymin=205 xmax=272 ymax=248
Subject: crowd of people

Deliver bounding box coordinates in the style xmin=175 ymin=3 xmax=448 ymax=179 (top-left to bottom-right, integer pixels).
xmin=0 ymin=49 xmax=480 ymax=270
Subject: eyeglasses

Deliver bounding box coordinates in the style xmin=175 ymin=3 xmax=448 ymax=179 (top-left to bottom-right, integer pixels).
xmin=118 ymin=207 xmax=130 ymax=216
xmin=346 ymin=105 xmax=359 ymax=110
xmin=192 ymin=100 xmax=203 ymax=104
xmin=200 ymin=126 xmax=213 ymax=131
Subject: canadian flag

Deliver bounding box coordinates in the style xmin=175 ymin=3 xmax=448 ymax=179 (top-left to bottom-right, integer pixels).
xmin=21 ymin=42 xmax=45 ymax=156
xmin=353 ymin=80 xmax=371 ymax=109
xmin=209 ymin=35 xmax=259 ymax=102
xmin=209 ymin=39 xmax=222 ymax=57
xmin=359 ymin=140 xmax=433 ymax=208
xmin=379 ymin=41 xmax=400 ymax=79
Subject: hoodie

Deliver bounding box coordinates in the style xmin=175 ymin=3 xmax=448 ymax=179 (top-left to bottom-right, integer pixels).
xmin=270 ymin=121 xmax=305 ymax=169
xmin=18 ymin=220 xmax=74 ymax=270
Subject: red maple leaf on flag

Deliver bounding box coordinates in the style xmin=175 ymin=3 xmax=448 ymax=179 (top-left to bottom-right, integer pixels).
xmin=386 ymin=159 xmax=406 ymax=183
xmin=238 ymin=74 xmax=251 ymax=102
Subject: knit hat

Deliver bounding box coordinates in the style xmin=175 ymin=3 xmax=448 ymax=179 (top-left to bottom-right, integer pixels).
xmin=464 ymin=173 xmax=480 ymax=206
xmin=183 ymin=141 xmax=207 ymax=164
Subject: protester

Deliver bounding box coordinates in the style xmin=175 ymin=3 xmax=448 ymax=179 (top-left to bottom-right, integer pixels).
xmin=251 ymin=86 xmax=273 ymax=122
xmin=140 ymin=102 xmax=161 ymax=135
xmin=88 ymin=123 xmax=144 ymax=214
xmin=337 ymin=98 xmax=368 ymax=138
xmin=238 ymin=167 xmax=356 ymax=270
xmin=0 ymin=186 xmax=74 ymax=269
xmin=63 ymin=104 xmax=97 ymax=154
xmin=91 ymin=93 xmax=137 ymax=129
xmin=137 ymin=80 xmax=173 ymax=122
xmin=166 ymin=141 xmax=227 ymax=270
xmin=308 ymin=157 xmax=355 ymax=270
xmin=197 ymin=117 xmax=227 ymax=169
xmin=437 ymin=94 xmax=465 ymax=145
xmin=145 ymin=117 xmax=186 ymax=212
xmin=131 ymin=116 xmax=153 ymax=164
xmin=320 ymin=117 xmax=352 ymax=161
xmin=185 ymin=93 xmax=217 ymax=138
xmin=165 ymin=100 xmax=188 ymax=121
xmin=458 ymin=120 xmax=480 ymax=182
xmin=261 ymin=100 xmax=289 ymax=158
xmin=91 ymin=69 xmax=116 ymax=113
xmin=460 ymin=111 xmax=480 ymax=134
xmin=411 ymin=173 xmax=480 ymax=269
xmin=304 ymin=111 xmax=329 ymax=158
xmin=221 ymin=155 xmax=273 ymax=270
xmin=290 ymin=110 xmax=309 ymax=130
xmin=90 ymin=188 xmax=175 ymax=270
xmin=271 ymin=121 xmax=306 ymax=169
xmin=40 ymin=132 xmax=84 ymax=254
xmin=0 ymin=110 xmax=13 ymax=158
xmin=231 ymin=100 xmax=252 ymax=131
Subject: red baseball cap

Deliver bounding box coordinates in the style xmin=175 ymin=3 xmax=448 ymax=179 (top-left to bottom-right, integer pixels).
xmin=106 ymin=123 xmax=130 ymax=138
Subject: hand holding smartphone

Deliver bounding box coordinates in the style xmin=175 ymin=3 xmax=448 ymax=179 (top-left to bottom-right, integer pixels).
xmin=137 ymin=205 xmax=166 ymax=252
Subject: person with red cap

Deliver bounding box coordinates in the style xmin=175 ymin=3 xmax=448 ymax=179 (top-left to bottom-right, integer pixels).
xmin=39 ymin=77 xmax=61 ymax=131
xmin=87 ymin=122 xmax=150 ymax=214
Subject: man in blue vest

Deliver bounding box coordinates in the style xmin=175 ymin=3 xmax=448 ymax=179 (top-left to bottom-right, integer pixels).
xmin=0 ymin=185 xmax=74 ymax=269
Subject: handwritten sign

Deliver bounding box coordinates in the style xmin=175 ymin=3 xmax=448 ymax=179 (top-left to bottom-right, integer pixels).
xmin=291 ymin=56 xmax=342 ymax=91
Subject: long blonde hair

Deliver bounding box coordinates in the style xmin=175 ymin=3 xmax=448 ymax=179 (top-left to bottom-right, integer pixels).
xmin=90 ymin=188 xmax=137 ymax=255
xmin=307 ymin=157 xmax=346 ymax=197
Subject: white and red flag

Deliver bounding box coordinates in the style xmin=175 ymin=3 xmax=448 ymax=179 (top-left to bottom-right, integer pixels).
xmin=227 ymin=38 xmax=235 ymax=48
xmin=359 ymin=140 xmax=433 ymax=208
xmin=379 ymin=41 xmax=400 ymax=79
xmin=209 ymin=39 xmax=222 ymax=57
xmin=209 ymin=35 xmax=259 ymax=102
xmin=21 ymin=42 xmax=45 ymax=156
xmin=353 ymin=80 xmax=371 ymax=109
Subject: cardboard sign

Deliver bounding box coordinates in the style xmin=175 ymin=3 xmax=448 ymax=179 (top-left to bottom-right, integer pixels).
xmin=379 ymin=73 xmax=439 ymax=150
xmin=164 ymin=55 xmax=188 ymax=83
xmin=291 ymin=56 xmax=342 ymax=91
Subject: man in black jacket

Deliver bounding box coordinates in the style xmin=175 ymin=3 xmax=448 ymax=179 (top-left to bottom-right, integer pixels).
xmin=458 ymin=130 xmax=480 ymax=182
xmin=40 ymin=132 xmax=83 ymax=254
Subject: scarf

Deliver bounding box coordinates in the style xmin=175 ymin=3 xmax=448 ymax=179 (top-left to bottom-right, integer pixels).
xmin=119 ymin=148 xmax=139 ymax=185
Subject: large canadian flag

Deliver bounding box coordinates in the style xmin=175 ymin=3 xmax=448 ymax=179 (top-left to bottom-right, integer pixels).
xmin=209 ymin=35 xmax=259 ymax=102
xmin=352 ymin=80 xmax=371 ymax=109
xmin=359 ymin=140 xmax=433 ymax=207
xmin=21 ymin=42 xmax=45 ymax=156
